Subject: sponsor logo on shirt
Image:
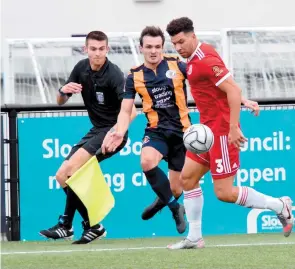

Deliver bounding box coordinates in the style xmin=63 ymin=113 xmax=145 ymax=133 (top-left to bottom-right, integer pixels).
xmin=187 ymin=64 xmax=193 ymax=75
xmin=212 ymin=66 xmax=224 ymax=77
xmin=151 ymin=86 xmax=174 ymax=109
xmin=166 ymin=70 xmax=177 ymax=79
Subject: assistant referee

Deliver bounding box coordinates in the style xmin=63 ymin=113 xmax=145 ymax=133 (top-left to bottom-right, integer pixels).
xmin=40 ymin=31 xmax=137 ymax=244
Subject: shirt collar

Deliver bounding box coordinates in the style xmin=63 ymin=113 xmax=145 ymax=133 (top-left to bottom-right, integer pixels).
xmin=87 ymin=57 xmax=109 ymax=74
xmin=187 ymin=42 xmax=202 ymax=62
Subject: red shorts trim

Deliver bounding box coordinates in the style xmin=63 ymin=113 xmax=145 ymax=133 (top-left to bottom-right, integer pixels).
xmin=186 ymin=150 xmax=209 ymax=167
xmin=186 ymin=135 xmax=240 ymax=180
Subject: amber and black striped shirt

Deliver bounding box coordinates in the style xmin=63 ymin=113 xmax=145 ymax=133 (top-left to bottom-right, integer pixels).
xmin=124 ymin=56 xmax=191 ymax=132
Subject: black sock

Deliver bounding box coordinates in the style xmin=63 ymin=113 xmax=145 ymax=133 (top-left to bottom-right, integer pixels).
xmin=75 ymin=197 xmax=89 ymax=224
xmin=63 ymin=187 xmax=78 ymax=226
xmin=144 ymin=166 xmax=179 ymax=209
xmin=65 ymin=187 xmax=89 ymax=222
xmin=157 ymin=191 xmax=182 ymax=205
xmin=63 ymin=179 xmax=89 ymax=224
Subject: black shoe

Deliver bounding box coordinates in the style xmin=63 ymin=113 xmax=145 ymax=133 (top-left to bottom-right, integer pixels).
xmin=39 ymin=215 xmax=73 ymax=240
xmin=141 ymin=197 xmax=166 ymax=220
xmin=171 ymin=204 xmax=186 ymax=234
xmin=72 ymin=221 xmax=107 ymax=244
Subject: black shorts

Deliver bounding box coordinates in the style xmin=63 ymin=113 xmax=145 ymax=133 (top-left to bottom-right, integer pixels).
xmin=141 ymin=127 xmax=186 ymax=172
xmin=66 ymin=127 xmax=128 ymax=162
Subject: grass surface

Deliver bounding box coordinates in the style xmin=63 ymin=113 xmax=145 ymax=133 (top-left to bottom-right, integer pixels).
xmin=1 ymin=234 xmax=294 ymax=269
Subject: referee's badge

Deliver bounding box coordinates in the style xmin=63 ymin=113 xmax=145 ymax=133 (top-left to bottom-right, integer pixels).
xmin=166 ymin=70 xmax=177 ymax=79
xmin=96 ymin=92 xmax=105 ymax=104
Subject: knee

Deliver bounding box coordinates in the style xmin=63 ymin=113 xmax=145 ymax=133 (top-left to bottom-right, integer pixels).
xmin=169 ymin=180 xmax=182 ymax=198
xmin=180 ymin=172 xmax=199 ymax=191
xmin=55 ymin=171 xmax=67 ymax=186
xmin=56 ymin=165 xmax=71 ymax=186
xmin=141 ymin=155 xmax=158 ymax=171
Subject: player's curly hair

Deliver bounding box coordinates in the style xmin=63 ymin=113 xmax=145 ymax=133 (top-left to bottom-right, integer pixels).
xmin=139 ymin=26 xmax=165 ymax=46
xmin=166 ymin=17 xmax=194 ymax=36
xmin=86 ymin=31 xmax=108 ymax=45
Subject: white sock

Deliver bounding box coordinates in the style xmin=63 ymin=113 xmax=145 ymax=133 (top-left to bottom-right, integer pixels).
xmin=183 ymin=188 xmax=203 ymax=242
xmin=235 ymin=186 xmax=283 ymax=214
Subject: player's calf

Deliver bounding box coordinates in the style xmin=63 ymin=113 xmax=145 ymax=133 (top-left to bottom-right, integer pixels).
xmin=141 ymin=193 xmax=183 ymax=221
xmin=142 ymin=168 xmax=184 ymax=221
xmin=170 ymin=203 xmax=186 ymax=234
xmin=233 ymin=185 xmax=293 ymax=237
xmin=214 ymin=185 xmax=239 ymax=203
xmin=143 ymin=166 xmax=186 ymax=233
xmin=169 ymin=170 xmax=183 ymax=198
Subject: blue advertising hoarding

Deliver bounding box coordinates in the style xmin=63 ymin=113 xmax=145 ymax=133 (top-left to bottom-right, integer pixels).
xmin=18 ymin=108 xmax=295 ymax=240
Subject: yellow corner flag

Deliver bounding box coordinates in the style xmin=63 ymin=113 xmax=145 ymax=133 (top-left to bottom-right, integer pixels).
xmin=66 ymin=156 xmax=115 ymax=227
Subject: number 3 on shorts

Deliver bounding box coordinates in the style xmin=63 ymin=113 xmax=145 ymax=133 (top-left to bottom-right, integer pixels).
xmin=215 ymin=159 xmax=224 ymax=173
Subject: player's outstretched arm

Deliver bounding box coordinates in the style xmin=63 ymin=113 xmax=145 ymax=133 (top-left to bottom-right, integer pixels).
xmin=111 ymin=67 xmax=138 ymax=129
xmin=101 ymin=98 xmax=135 ymax=154
xmin=101 ymin=70 xmax=137 ymax=154
xmin=113 ymin=103 xmax=137 ymax=129
xmin=218 ymin=77 xmax=247 ymax=148
xmin=116 ymin=98 xmax=135 ymax=134
xmin=130 ymin=104 xmax=137 ymax=121
xmin=102 ymin=103 xmax=137 ymax=154
xmin=218 ymin=77 xmax=242 ymax=126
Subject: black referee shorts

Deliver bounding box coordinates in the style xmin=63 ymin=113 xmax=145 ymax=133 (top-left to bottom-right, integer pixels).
xmin=66 ymin=127 xmax=127 ymax=162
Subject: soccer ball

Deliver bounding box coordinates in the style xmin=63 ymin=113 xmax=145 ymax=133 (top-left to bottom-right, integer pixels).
xmin=183 ymin=124 xmax=214 ymax=154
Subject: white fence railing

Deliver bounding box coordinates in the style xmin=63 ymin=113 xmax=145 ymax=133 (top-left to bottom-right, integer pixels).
xmin=3 ymin=27 xmax=295 ymax=104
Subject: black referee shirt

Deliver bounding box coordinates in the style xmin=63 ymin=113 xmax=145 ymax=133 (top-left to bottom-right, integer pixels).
xmin=63 ymin=58 xmax=125 ymax=128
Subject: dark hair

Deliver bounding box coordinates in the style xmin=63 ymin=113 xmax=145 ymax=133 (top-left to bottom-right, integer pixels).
xmin=139 ymin=26 xmax=165 ymax=46
xmin=86 ymin=31 xmax=108 ymax=44
xmin=166 ymin=17 xmax=194 ymax=36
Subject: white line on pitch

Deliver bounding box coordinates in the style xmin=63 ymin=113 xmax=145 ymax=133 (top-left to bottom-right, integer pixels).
xmin=1 ymin=242 xmax=295 ymax=255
